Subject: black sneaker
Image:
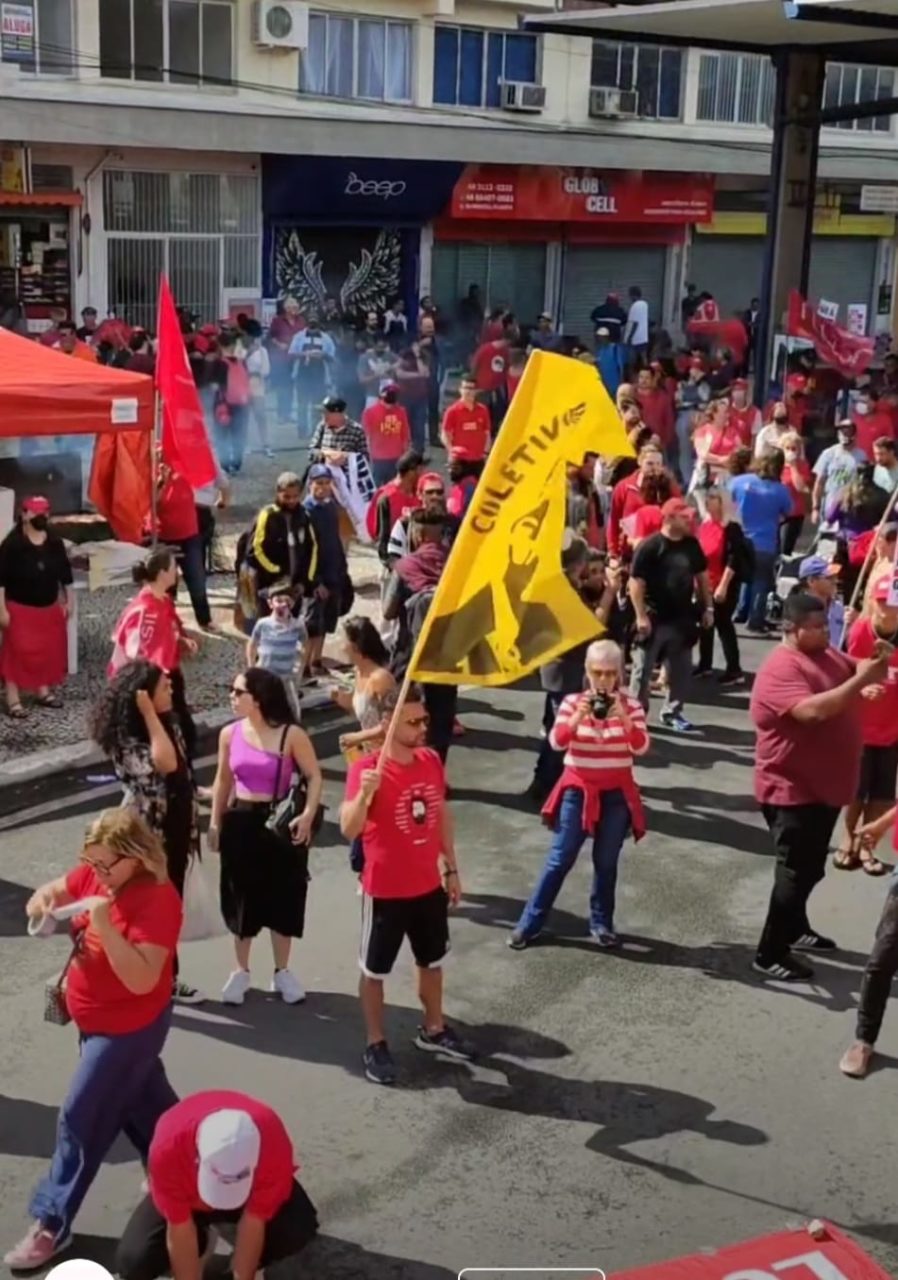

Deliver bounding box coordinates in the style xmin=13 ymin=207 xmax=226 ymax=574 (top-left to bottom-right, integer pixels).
xmin=718 ymin=671 xmax=746 ymax=688
xmin=172 ymin=981 xmax=206 ymax=1005
xmin=692 ymin=666 xmax=713 ymax=679
xmin=414 ymin=1024 xmax=477 ymax=1061
xmin=752 ymin=956 xmax=814 ymax=982
xmin=791 ymin=932 xmax=837 ymax=953
xmin=363 ymin=1040 xmax=397 ymax=1085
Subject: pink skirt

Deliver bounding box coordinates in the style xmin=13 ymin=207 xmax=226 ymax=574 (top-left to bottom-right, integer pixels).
xmin=0 ymin=600 xmax=67 ymax=690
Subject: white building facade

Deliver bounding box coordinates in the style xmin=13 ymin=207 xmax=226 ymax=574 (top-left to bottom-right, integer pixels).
xmin=0 ymin=0 xmax=896 ymax=336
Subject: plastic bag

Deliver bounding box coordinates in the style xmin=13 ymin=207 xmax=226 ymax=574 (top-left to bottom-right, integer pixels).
xmin=181 ymin=852 xmax=227 ymax=943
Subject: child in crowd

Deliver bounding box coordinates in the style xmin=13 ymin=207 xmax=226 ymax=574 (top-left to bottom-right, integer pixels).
xmin=246 ymin=580 xmax=307 ymax=721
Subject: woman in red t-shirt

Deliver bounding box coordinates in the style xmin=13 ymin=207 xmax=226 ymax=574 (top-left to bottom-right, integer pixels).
xmin=8 ymin=809 xmax=182 ymax=1271
xmin=779 ymin=431 xmax=812 ymax=556
xmin=695 ymin=489 xmax=749 ymax=684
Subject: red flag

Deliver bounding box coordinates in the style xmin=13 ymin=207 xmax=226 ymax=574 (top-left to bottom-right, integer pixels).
xmin=88 ymin=429 xmax=152 ymax=544
xmin=787 ymin=289 xmax=875 ymax=378
xmin=155 ymin=275 xmax=216 ymax=489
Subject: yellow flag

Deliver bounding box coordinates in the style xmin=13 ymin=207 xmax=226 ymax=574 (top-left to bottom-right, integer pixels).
xmin=408 ymin=350 xmax=634 ymax=687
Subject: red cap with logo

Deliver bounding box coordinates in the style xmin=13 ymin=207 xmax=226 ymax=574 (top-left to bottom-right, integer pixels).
xmin=21 ymin=495 xmax=50 ymax=515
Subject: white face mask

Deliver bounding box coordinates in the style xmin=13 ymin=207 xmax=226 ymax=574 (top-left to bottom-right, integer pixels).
xmin=855 ymin=402 xmax=870 ymax=416
xmin=785 ymin=449 xmax=798 ymax=461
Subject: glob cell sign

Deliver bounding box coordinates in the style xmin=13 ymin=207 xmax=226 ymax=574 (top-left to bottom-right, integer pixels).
xmin=450 ymin=165 xmax=714 ymax=224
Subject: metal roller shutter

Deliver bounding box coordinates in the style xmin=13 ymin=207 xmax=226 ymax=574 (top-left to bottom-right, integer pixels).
xmin=431 ymin=241 xmax=546 ymax=326
xmin=689 ymin=235 xmax=764 ymax=317
xmin=560 ymin=245 xmax=666 ymax=343
xmin=809 ymin=237 xmax=877 ymax=324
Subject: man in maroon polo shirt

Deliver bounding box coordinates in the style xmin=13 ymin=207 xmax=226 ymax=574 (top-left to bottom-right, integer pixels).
xmin=750 ymin=592 xmax=889 ymax=982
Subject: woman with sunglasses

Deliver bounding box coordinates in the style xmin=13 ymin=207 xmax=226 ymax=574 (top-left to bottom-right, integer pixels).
xmin=509 ymin=639 xmax=649 ymax=952
xmin=6 ymin=809 xmax=181 ymax=1272
xmin=209 ymin=667 xmax=323 ymax=1007
xmin=91 ymin=659 xmax=204 ymax=1005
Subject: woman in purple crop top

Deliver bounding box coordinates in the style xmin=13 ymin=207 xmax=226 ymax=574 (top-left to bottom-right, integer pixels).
xmin=209 ymin=667 xmax=322 ymax=1006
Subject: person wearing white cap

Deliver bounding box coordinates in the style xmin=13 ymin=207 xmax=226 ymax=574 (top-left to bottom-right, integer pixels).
xmin=116 ymin=1090 xmax=318 ymax=1280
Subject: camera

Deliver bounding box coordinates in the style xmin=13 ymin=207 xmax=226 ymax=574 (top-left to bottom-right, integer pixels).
xmin=591 ymin=691 xmax=612 ymax=720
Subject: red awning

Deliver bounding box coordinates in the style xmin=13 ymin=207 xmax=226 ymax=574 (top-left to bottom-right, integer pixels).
xmin=0 ymin=190 xmax=82 ymax=207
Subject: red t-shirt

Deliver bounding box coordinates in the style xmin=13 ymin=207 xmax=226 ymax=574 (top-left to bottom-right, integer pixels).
xmin=63 ymin=866 xmax=182 ymax=1035
xmin=472 ymin=341 xmax=507 ymax=392
xmin=698 ymin=517 xmax=727 ymax=590
xmin=346 ymin=748 xmax=446 ymax=899
xmin=782 ymin=459 xmax=811 ymax=519
xmin=853 ymin=408 xmax=896 ymax=460
xmin=750 ymin=644 xmax=863 ymax=806
xmin=728 ymin=405 xmax=760 ymax=446
xmin=847 ymin=618 xmax=898 ymax=747
xmin=149 ymin=1090 xmax=297 ymax=1225
xmin=157 ymin=473 xmax=199 ymax=541
xmin=362 ymin=402 xmax=411 ymax=462
xmin=442 ymin=400 xmax=491 ymax=462
xmin=506 ymin=369 xmax=524 ymax=403
xmin=637 ymin=388 xmax=674 ymax=446
xmin=630 ymin=504 xmax=663 ymax=543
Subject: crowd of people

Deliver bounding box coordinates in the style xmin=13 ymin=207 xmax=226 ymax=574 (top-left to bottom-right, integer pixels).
xmin=5 ymin=280 xmax=898 ymax=1276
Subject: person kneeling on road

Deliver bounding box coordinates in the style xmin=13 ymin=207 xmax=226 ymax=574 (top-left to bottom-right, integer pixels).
xmin=116 ymin=1089 xmax=318 ymax=1280
xmin=340 ymin=684 xmax=476 ymax=1086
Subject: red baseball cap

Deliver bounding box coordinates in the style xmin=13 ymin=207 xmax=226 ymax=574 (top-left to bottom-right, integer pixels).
xmin=417 ymin=471 xmax=445 ymax=495
xmin=731 ymin=377 xmax=748 ymax=390
xmin=22 ymin=495 xmax=50 ymax=515
xmin=661 ymin=498 xmax=692 ymax=520
xmin=874 ymin=580 xmax=894 ymax=603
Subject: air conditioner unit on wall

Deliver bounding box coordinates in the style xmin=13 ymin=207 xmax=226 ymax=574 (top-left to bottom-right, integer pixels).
xmin=500 ymin=81 xmax=546 ymax=113
xmin=251 ymin=0 xmax=309 ymax=50
xmin=589 ymin=87 xmax=639 ymax=119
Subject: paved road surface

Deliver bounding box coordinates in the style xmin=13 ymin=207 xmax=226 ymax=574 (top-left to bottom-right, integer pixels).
xmin=1 ymin=660 xmax=897 ymax=1278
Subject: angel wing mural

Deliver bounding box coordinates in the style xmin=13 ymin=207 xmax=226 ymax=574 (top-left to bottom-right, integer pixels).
xmin=273 ymin=227 xmax=403 ymax=323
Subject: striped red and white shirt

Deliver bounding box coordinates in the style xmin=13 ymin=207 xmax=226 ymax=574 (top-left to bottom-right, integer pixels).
xmin=550 ymin=692 xmax=649 ymax=780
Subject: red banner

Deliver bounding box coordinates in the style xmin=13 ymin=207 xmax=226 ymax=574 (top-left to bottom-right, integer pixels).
xmin=786 ymin=290 xmax=875 ymax=378
xmin=613 ymin=1223 xmax=890 ymax=1280
xmin=156 ymin=275 xmax=216 ymax=489
xmin=450 ymin=166 xmax=714 ymax=224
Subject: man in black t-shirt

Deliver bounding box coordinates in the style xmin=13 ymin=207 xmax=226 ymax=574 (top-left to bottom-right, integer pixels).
xmin=628 ymin=498 xmax=712 ymax=733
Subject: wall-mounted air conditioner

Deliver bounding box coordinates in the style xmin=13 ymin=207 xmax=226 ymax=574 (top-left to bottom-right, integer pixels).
xmin=589 ymin=87 xmax=639 ymax=119
xmin=500 ymin=81 xmax=547 ymax=113
xmin=251 ymin=0 xmax=309 ymax=50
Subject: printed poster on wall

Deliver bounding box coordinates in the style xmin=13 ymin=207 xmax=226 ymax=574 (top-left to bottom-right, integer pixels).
xmin=0 ymin=1 xmax=34 ymax=64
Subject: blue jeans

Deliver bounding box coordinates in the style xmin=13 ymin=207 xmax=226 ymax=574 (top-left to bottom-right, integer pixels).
xmin=371 ymin=458 xmax=396 ymax=487
xmin=516 ymin=787 xmax=632 ymax=938
xmin=213 ymin=405 xmax=248 ymax=473
xmin=176 ymin=532 xmax=211 ymax=627
xmin=30 ymin=1005 xmax=177 ymax=1239
xmin=747 ymin=547 xmax=777 ymax=630
xmin=676 ymin=410 xmax=695 ymax=486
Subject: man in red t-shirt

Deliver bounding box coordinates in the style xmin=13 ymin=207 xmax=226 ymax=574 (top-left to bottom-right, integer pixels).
xmin=728 ymin=378 xmax=761 ymax=446
xmin=852 ymin=386 xmax=896 ymax=460
xmin=750 ymin=591 xmax=887 ymax=982
xmin=116 ymin=1090 xmax=318 ymax=1280
xmin=607 ymin=443 xmax=665 ymax=559
xmin=440 ymin=375 xmax=491 ymax=473
xmin=361 ymin=382 xmax=411 ymax=486
xmin=341 ymin=685 xmax=475 ymax=1085
xmin=471 ymin=332 xmax=510 ymax=435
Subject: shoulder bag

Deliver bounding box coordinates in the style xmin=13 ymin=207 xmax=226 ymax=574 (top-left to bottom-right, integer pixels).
xmin=265 ymin=726 xmax=324 ymax=846
xmin=43 ymin=932 xmax=83 ymax=1027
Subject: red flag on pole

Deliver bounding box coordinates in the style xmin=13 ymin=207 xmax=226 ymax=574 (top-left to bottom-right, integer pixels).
xmin=787 ymin=289 xmax=875 ymax=378
xmin=155 ymin=275 xmax=216 ymax=489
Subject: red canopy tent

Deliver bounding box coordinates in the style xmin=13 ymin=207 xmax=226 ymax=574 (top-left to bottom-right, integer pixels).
xmin=0 ymin=328 xmax=155 ymax=543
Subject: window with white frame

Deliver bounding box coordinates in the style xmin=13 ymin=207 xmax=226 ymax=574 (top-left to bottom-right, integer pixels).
xmin=300 ymin=13 xmax=413 ymax=103
xmin=98 ymin=0 xmax=233 ymax=85
xmin=824 ymin=63 xmax=895 ymax=133
xmin=433 ymin=25 xmax=538 ymax=108
xmin=2 ymin=0 xmax=76 ymax=75
xmin=590 ymin=41 xmax=683 ymax=120
xmin=696 ymin=52 xmax=775 ymax=126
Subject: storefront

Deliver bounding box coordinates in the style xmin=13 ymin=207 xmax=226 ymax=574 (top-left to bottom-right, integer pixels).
xmin=690 ymin=208 xmax=893 ymax=330
xmin=432 ymin=166 xmax=714 ymax=338
xmin=262 ymin=157 xmax=462 ymax=323
xmin=0 ymin=144 xmax=79 ymax=334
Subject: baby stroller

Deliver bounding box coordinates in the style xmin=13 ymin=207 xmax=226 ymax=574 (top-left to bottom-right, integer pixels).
xmin=766 ymin=532 xmax=840 ymax=624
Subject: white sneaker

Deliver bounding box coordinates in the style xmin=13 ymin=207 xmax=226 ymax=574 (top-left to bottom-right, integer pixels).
xmin=221 ymin=969 xmax=252 ymax=1005
xmin=270 ymin=969 xmax=306 ymax=1004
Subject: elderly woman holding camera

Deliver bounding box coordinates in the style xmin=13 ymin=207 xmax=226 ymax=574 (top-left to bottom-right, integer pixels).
xmin=509 ymin=639 xmax=649 ymax=952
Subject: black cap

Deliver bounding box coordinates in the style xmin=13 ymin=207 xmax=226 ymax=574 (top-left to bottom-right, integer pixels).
xmin=322 ymin=395 xmax=346 ymax=412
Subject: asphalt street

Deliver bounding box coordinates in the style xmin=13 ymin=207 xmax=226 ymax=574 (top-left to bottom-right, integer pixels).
xmin=1 ymin=650 xmax=897 ymax=1279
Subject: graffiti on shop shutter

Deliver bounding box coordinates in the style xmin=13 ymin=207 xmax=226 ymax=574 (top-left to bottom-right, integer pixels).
xmin=273 ymin=228 xmax=401 ymax=322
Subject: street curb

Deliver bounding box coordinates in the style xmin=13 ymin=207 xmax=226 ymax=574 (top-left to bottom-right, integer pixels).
xmin=0 ymin=689 xmax=335 ymax=793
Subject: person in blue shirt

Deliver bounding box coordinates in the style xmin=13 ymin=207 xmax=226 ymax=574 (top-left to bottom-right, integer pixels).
xmin=729 ymin=449 xmax=792 ymax=633
xmin=594 ymin=327 xmax=625 ymax=399
xmin=796 ymin=555 xmax=845 ymax=649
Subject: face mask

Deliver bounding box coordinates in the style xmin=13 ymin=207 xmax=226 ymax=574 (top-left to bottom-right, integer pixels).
xmin=784 ymin=449 xmax=798 ymax=461
xmin=855 ymin=403 xmax=869 ymax=416
xmin=29 ymin=514 xmax=48 ymax=531
xmin=382 ymin=391 xmax=398 ymax=405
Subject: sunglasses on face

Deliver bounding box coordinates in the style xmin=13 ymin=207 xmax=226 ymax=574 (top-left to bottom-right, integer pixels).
xmin=423 ymin=488 xmax=444 ymax=498
xmin=404 ymin=714 xmax=430 ymax=728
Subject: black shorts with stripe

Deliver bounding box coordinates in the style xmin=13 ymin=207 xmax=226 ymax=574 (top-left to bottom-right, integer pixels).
xmin=359 ymin=887 xmax=450 ymax=978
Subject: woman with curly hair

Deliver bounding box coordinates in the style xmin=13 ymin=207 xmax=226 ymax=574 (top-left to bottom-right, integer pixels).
xmin=91 ymin=659 xmax=203 ymax=1005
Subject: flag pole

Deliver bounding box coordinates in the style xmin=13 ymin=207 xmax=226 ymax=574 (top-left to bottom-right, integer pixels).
xmin=149 ymin=388 xmax=161 ymax=549
xmin=838 ymin=479 xmax=898 ymax=645
xmin=375 ymin=671 xmax=414 ymax=778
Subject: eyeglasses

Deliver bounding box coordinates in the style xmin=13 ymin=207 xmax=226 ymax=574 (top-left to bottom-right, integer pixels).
xmin=230 ymin=685 xmax=248 ymax=697
xmin=80 ymin=853 xmax=128 ymax=875
xmin=405 ymin=714 xmax=430 ymax=728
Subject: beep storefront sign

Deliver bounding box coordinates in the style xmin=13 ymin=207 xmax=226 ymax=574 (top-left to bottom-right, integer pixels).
xmin=450 ymin=165 xmax=714 ymax=225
